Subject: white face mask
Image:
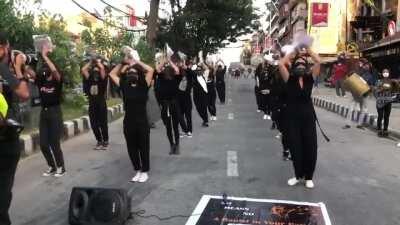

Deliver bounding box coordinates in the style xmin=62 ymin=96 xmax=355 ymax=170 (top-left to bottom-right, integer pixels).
xmin=383 ymin=72 xmax=389 ymax=78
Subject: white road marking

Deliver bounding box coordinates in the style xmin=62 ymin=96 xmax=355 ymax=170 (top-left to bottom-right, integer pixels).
xmin=227 ymin=151 xmax=239 ymax=177
xmin=228 ymin=113 xmax=234 ymax=120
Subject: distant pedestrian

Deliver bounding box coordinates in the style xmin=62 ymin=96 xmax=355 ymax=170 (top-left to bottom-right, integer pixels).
xmin=374 ymin=68 xmax=393 ymax=137
xmin=215 ymin=60 xmax=226 ymax=104
xmin=331 ymin=53 xmax=348 ymax=97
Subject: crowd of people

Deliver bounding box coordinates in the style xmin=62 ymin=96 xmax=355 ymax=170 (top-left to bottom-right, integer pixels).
xmin=0 ymin=31 xmax=232 ymax=225
xmin=330 ymin=53 xmax=400 ymax=139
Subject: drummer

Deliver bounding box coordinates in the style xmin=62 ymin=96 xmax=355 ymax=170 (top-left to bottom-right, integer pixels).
xmin=343 ymin=58 xmax=376 ymax=130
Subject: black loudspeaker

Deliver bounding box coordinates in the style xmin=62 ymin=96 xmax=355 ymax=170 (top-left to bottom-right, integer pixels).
xmin=69 ymin=187 xmax=131 ymax=225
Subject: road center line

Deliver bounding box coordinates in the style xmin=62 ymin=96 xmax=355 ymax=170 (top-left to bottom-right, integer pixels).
xmin=228 ymin=113 xmax=234 ymax=120
xmin=227 ymin=151 xmax=239 ymax=177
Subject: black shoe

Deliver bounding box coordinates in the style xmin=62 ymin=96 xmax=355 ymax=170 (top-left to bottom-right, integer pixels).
xmin=283 ymin=150 xmax=291 ymax=161
xmin=383 ymin=130 xmax=389 ymax=137
xmin=175 ymin=144 xmax=180 ymax=155
xmin=342 ymin=125 xmax=351 ymax=129
xmin=202 ymin=122 xmax=209 ymax=127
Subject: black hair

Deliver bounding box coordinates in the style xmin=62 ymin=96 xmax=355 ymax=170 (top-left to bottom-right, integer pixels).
xmin=0 ymin=32 xmax=8 ymax=45
xmin=163 ymin=65 xmax=176 ymax=80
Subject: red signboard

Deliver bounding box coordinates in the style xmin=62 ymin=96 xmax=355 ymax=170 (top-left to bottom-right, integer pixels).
xmin=311 ymin=3 xmax=329 ymax=27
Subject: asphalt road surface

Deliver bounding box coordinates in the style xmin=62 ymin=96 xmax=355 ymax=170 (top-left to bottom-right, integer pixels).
xmin=10 ymin=77 xmax=400 ymax=225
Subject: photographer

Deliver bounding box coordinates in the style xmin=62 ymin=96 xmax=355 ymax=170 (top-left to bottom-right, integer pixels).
xmin=109 ymin=50 xmax=154 ymax=183
xmin=156 ymin=55 xmax=189 ymax=155
xmin=81 ymin=55 xmax=109 ymax=150
xmin=32 ymin=43 xmax=66 ymax=178
xmin=0 ymin=32 xmax=30 ymax=225
xmin=278 ymin=45 xmax=321 ymax=189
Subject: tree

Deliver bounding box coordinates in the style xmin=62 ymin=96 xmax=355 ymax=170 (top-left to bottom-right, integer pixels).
xmin=147 ymin=0 xmax=160 ymax=47
xmin=156 ymin=0 xmax=258 ymax=57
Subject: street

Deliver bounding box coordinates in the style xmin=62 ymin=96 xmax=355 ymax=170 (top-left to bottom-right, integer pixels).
xmin=10 ymin=78 xmax=400 ymax=225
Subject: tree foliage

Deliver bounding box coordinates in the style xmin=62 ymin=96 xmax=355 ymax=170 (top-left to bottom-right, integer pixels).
xmin=156 ymin=0 xmax=259 ymax=57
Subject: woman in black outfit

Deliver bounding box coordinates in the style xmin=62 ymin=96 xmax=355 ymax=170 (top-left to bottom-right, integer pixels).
xmin=374 ymin=68 xmax=393 ymax=137
xmin=35 ymin=45 xmax=66 ymax=178
xmin=203 ymin=62 xmax=217 ymax=121
xmin=109 ymin=55 xmax=154 ymax=183
xmin=156 ymin=59 xmax=188 ymax=155
xmin=192 ymin=64 xmax=209 ymax=127
xmin=177 ymin=60 xmax=194 ymax=137
xmin=256 ymin=62 xmax=273 ymax=120
xmin=278 ymin=46 xmax=321 ymax=189
xmin=215 ymin=60 xmax=226 ymax=104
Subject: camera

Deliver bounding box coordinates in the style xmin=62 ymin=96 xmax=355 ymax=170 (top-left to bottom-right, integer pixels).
xmin=125 ymin=71 xmax=139 ymax=86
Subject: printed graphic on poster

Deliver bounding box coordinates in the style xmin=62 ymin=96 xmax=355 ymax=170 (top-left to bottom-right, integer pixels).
xmin=186 ymin=195 xmax=332 ymax=225
xmin=311 ymin=3 xmax=329 ymax=27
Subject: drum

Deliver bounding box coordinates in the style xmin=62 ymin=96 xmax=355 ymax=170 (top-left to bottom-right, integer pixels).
xmin=343 ymin=73 xmax=371 ymax=98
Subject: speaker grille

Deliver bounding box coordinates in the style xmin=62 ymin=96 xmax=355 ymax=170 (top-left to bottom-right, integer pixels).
xmin=90 ymin=191 xmax=123 ymax=222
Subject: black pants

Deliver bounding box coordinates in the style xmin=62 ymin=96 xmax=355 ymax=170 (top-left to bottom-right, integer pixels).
xmin=193 ymin=89 xmax=209 ymax=123
xmin=207 ymin=83 xmax=217 ymax=116
xmin=377 ymin=103 xmax=392 ymax=131
xmin=255 ymin=86 xmax=262 ymax=110
xmin=88 ymin=99 xmax=108 ymax=143
xmin=272 ymin=108 xmax=289 ymax=151
xmin=161 ymin=99 xmax=186 ymax=146
xmin=260 ymin=94 xmax=271 ymax=115
xmin=178 ymin=92 xmax=192 ymax=133
xmin=123 ymin=119 xmax=150 ymax=172
xmin=286 ymin=110 xmax=318 ymax=180
xmin=216 ymin=81 xmax=225 ymax=104
xmin=0 ymin=139 xmax=20 ymax=225
xmin=40 ymin=106 xmax=65 ymax=169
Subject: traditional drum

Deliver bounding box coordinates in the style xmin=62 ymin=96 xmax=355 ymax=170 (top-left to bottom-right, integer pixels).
xmin=343 ymin=73 xmax=371 ymax=98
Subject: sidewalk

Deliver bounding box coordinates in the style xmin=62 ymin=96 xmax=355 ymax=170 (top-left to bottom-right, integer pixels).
xmin=312 ymin=87 xmax=400 ymax=139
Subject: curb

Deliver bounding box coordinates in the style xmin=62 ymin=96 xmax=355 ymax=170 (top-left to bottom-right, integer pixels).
xmin=313 ymin=96 xmax=400 ymax=139
xmin=19 ymin=103 xmax=124 ymax=157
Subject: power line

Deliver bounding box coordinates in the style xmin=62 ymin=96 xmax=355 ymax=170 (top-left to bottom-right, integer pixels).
xmin=98 ymin=0 xmax=146 ymax=23
xmin=70 ymin=0 xmax=146 ymax=32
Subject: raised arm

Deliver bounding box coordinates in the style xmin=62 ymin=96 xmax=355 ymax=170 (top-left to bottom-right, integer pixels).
xmin=278 ymin=53 xmax=293 ymax=82
xmin=41 ymin=49 xmax=61 ymax=81
xmin=135 ymin=61 xmax=155 ymax=86
xmin=308 ymin=48 xmax=321 ymax=79
xmin=81 ymin=62 xmax=91 ymax=80
xmin=109 ymin=64 xmax=123 ymax=87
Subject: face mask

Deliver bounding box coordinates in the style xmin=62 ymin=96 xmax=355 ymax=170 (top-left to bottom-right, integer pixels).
xmin=383 ymin=72 xmax=389 ymax=78
xmin=293 ymin=67 xmax=306 ymax=77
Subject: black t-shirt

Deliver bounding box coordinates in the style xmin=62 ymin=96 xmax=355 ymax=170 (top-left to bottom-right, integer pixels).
xmin=36 ymin=65 xmax=63 ymax=107
xmin=156 ymin=72 xmax=179 ymax=101
xmin=120 ymin=67 xmax=149 ymax=124
xmin=85 ymin=67 xmax=108 ymax=102
xmin=0 ymin=62 xmax=20 ymax=122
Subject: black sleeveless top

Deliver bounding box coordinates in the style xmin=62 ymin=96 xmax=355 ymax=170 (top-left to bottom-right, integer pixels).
xmin=120 ymin=67 xmax=149 ymax=124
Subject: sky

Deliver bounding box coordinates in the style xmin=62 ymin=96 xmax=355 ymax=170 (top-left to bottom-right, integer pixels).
xmin=27 ymin=0 xmax=268 ymax=64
